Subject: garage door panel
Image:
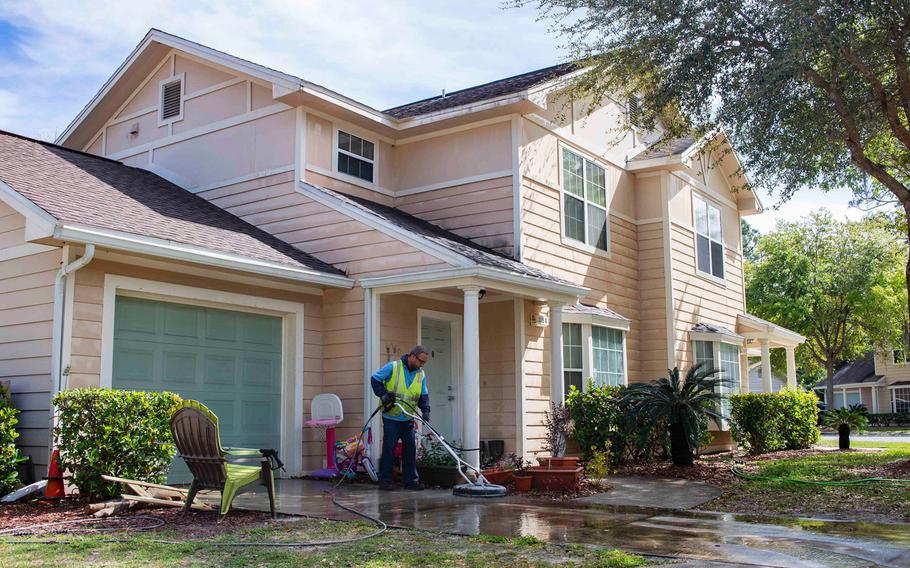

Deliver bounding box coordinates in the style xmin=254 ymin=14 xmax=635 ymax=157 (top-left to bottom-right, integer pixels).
xmin=114 ymin=298 xmax=157 ymax=337
xmin=203 ymin=354 xmax=237 ymax=386
xmin=241 ymin=399 xmax=281 ymax=437
xmin=163 ymin=303 xmax=201 ymax=340
xmin=204 ymin=310 xmax=238 ymax=342
xmin=112 ymin=346 xmax=155 ymax=385
xmin=241 ymin=354 xmax=281 ymax=390
xmin=161 ymin=350 xmax=198 ymax=386
xmin=241 ymin=314 xmax=282 ymax=348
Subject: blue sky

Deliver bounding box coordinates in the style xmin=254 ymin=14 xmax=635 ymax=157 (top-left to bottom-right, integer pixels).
xmin=0 ymin=0 xmax=862 ymax=232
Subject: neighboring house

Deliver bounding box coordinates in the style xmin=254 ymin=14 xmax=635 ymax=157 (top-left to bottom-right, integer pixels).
xmin=812 ymin=352 xmax=910 ymax=413
xmin=0 ymin=29 xmax=805 ymax=479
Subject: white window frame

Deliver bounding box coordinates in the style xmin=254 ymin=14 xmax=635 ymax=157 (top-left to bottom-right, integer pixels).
xmin=157 ymin=73 xmax=185 ymax=127
xmin=561 ymin=313 xmax=629 ymax=396
xmin=558 ymin=144 xmax=612 ymax=258
xmin=691 ymin=338 xmax=741 ymax=429
xmin=692 ymin=192 xmax=725 ymax=283
xmin=333 ymin=128 xmax=378 ymax=186
xmin=562 ymin=322 xmax=585 ymax=397
xmin=890 ymin=386 xmax=910 ymax=413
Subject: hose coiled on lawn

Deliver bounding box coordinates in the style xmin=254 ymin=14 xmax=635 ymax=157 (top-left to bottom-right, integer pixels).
xmin=730 ymin=466 xmax=910 ymax=486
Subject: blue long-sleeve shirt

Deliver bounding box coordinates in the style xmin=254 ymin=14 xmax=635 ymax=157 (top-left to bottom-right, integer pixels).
xmin=371 ymin=355 xmax=430 ymax=421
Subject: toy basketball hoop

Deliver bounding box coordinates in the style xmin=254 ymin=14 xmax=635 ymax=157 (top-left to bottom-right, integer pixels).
xmin=305 ymin=394 xmax=343 ymax=479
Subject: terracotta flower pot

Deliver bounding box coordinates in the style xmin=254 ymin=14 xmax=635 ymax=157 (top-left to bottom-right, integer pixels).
xmin=537 ymin=456 xmax=581 ymax=469
xmin=512 ymin=474 xmax=533 ymax=492
xmin=481 ymin=469 xmax=514 ymax=485
xmin=528 ymin=466 xmax=582 ymax=491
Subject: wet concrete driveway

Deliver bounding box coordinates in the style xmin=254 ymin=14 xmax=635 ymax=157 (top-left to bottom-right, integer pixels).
xmin=228 ymin=479 xmax=910 ymax=568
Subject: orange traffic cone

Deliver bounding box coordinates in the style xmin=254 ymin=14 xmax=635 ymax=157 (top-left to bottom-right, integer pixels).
xmin=44 ymin=449 xmax=65 ymax=498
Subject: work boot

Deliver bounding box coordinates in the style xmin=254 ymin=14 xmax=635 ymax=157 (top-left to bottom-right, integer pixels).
xmin=379 ymin=481 xmax=396 ymax=491
xmin=403 ymin=481 xmax=425 ymax=491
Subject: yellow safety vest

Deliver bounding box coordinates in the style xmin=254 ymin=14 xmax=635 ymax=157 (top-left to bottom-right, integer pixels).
xmin=383 ymin=359 xmax=424 ymax=418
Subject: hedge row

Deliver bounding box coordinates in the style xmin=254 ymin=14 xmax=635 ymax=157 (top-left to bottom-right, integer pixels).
xmin=729 ymin=390 xmax=820 ymax=455
xmin=54 ymin=388 xmax=183 ymax=498
xmin=867 ymin=412 xmax=910 ymax=427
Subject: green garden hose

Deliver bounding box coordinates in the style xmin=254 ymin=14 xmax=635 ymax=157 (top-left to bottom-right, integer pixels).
xmin=730 ymin=466 xmax=910 ymax=486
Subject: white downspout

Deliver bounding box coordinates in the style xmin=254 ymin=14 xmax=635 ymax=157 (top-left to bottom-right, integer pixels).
xmin=49 ymin=244 xmax=96 ymax=431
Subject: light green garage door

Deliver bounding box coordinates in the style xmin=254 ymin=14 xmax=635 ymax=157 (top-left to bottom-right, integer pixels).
xmin=111 ymin=296 xmax=283 ymax=481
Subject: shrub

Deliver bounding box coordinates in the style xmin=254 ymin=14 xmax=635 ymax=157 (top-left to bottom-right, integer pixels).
xmin=583 ymin=443 xmax=612 ymax=478
xmin=566 ymin=383 xmax=621 ymax=459
xmin=730 ymin=389 xmax=820 ymax=455
xmin=0 ymin=384 xmax=25 ymax=495
xmin=868 ymin=413 xmax=910 ymax=427
xmin=53 ymin=388 xmax=182 ymax=498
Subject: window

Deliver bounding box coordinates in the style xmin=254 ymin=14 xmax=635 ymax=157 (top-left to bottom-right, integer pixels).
xmin=833 ymin=390 xmax=862 ymax=410
xmin=159 ymin=76 xmax=183 ymax=123
xmin=694 ymin=195 xmax=724 ymax=279
xmin=563 ymin=323 xmax=584 ymax=399
xmin=892 ymin=388 xmax=910 ymax=413
xmin=592 ymin=326 xmax=624 ymax=387
xmin=561 ymin=321 xmax=626 ymax=400
xmin=562 ymin=148 xmax=608 ymax=252
xmin=693 ymin=340 xmax=741 ymax=422
xmin=894 ymin=349 xmax=907 ymax=365
xmin=337 ymin=130 xmax=375 ymax=183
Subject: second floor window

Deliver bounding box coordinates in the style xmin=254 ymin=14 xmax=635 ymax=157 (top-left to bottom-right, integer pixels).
xmin=694 ymin=195 xmax=724 ymax=279
xmin=562 ymin=148 xmax=608 ymax=252
xmin=337 ymin=130 xmax=374 ymax=183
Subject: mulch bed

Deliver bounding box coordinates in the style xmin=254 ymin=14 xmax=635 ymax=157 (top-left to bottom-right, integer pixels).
xmin=515 ymin=477 xmax=613 ymax=501
xmin=0 ymin=497 xmax=275 ymax=537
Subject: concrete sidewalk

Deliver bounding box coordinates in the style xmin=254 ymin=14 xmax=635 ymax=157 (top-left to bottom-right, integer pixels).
xmin=223 ymin=479 xmax=910 ymax=568
xmin=577 ymin=476 xmax=721 ymax=509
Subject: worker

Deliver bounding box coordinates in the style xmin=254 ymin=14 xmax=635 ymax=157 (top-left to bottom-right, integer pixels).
xmin=371 ymin=345 xmax=431 ymax=490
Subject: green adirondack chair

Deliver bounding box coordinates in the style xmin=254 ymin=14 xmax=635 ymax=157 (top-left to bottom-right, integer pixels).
xmin=169 ymin=400 xmax=276 ymax=518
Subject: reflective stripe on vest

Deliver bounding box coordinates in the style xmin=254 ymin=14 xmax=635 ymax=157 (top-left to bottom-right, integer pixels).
xmin=384 ymin=359 xmax=424 ymax=418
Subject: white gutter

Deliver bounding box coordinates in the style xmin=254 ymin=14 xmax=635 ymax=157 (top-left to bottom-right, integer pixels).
xmin=54 ymin=223 xmax=354 ymax=289
xmin=50 ymin=244 xmax=95 ymax=427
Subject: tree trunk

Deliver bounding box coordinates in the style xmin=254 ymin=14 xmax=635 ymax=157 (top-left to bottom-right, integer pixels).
xmin=838 ymin=424 xmax=851 ymax=450
xmin=825 ymin=360 xmax=835 ymax=412
xmin=904 ymin=206 xmax=910 ymax=354
xmin=669 ymin=420 xmax=693 ymax=466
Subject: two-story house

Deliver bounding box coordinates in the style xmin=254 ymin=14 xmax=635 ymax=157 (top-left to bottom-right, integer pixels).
xmin=812 ymin=351 xmax=910 ymax=414
xmin=0 ymin=29 xmax=805 ymax=480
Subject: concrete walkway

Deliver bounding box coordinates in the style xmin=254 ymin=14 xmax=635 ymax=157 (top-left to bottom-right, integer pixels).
xmin=577 ymin=476 xmax=721 ymax=509
xmin=224 ymin=479 xmax=910 ymax=568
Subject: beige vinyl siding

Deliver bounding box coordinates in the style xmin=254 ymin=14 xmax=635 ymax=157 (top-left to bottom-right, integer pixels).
xmin=395 ymin=176 xmax=514 ymax=256
xmin=874 ymin=351 xmax=910 ymax=385
xmin=68 ymin=255 xmax=328 ymax=468
xmin=637 ymin=220 xmax=669 ymax=380
xmin=0 ymin=205 xmax=60 ymax=480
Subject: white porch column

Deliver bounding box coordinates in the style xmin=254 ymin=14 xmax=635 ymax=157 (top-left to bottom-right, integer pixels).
xmin=461 ymin=286 xmax=481 ymax=469
xmin=549 ymin=303 xmax=565 ymax=406
xmin=785 ymin=347 xmax=797 ymax=389
xmin=760 ymin=338 xmax=772 ymax=393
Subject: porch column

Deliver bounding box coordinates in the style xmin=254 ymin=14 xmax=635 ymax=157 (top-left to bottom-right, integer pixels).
xmin=785 ymin=347 xmax=797 ymax=389
xmin=461 ymin=286 xmax=481 ymax=469
xmin=549 ymin=303 xmax=565 ymax=406
xmin=760 ymin=338 xmax=772 ymax=393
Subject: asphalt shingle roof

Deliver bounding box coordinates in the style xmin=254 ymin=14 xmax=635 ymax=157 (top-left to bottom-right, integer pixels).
xmin=0 ymin=130 xmax=344 ymax=277
xmin=629 ymin=135 xmax=697 ymax=162
xmin=299 ymin=181 xmax=577 ymax=288
xmin=563 ymin=303 xmax=628 ymax=321
xmin=813 ymin=353 xmax=883 ymax=388
xmin=692 ymin=322 xmax=740 ymax=336
xmin=384 ymin=63 xmax=578 ymax=120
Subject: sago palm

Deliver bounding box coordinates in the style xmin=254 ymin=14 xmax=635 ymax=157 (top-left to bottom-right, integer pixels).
xmin=622 ymin=362 xmax=729 ymax=466
xmin=820 ymin=404 xmax=868 ymax=450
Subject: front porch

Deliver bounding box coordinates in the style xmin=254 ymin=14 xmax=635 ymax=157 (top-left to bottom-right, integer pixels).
xmin=737 ymin=314 xmax=806 ymax=393
xmin=361 ymin=267 xmax=586 ymax=468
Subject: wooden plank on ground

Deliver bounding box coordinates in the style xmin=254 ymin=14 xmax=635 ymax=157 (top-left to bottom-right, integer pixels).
xmin=122 ymin=494 xmax=216 ymax=511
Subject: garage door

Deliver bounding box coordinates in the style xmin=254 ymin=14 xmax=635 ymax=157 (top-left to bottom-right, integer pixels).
xmin=111 ymin=296 xmax=283 ymax=481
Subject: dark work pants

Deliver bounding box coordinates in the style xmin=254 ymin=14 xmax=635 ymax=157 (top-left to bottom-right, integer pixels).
xmin=379 ymin=417 xmax=417 ymax=484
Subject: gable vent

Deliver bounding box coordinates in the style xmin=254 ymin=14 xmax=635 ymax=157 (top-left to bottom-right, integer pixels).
xmin=161 ymin=79 xmax=182 ymax=121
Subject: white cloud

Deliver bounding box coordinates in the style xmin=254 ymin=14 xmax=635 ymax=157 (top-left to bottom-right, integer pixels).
xmin=746 ymin=186 xmax=870 ymax=233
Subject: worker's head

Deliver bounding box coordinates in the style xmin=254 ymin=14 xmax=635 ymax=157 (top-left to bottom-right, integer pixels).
xmin=407 ymin=345 xmax=430 ymax=371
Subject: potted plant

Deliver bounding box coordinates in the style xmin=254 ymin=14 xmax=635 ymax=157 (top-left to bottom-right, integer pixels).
xmin=821 ymin=404 xmax=869 ymax=450
xmin=537 ymin=402 xmax=579 ymax=468
xmin=480 ymin=455 xmax=514 ymax=485
xmin=509 ymin=454 xmax=533 ymax=492
xmin=416 ymin=439 xmax=462 ymax=487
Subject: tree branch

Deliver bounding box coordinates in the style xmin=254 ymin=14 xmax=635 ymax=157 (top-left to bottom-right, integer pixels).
xmin=890 ymin=21 xmax=910 ymax=121
xmin=840 ymin=46 xmax=910 ymax=150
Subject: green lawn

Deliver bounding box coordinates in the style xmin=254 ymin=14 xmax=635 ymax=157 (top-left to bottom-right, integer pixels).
xmin=706 ymin=444 xmax=910 ymax=522
xmin=0 ymin=516 xmax=649 ymax=568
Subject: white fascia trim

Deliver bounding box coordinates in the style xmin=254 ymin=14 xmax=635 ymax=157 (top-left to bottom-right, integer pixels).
xmin=738 ymin=315 xmax=807 ymax=344
xmin=690 ymin=330 xmax=744 ymax=345
xmin=294 ymin=180 xmax=473 ymax=268
xmin=394 ymin=93 xmax=537 ymax=130
xmin=54 ymin=223 xmax=353 ymax=288
xmin=300 ymin=84 xmax=397 ymax=129
xmin=0 ymin=179 xmax=58 ymax=240
xmin=626 ymin=155 xmax=684 ymax=171
xmin=562 ymin=311 xmax=631 ymax=332
xmin=360 ymin=265 xmax=587 ymax=300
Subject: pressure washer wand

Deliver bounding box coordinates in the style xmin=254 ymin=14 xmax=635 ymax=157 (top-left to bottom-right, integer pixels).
xmin=392 ymin=402 xmax=490 ymax=487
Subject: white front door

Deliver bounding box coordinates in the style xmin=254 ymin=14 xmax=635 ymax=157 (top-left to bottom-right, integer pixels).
xmin=418 ymin=311 xmax=462 ymax=444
